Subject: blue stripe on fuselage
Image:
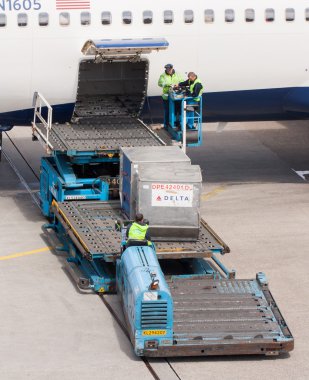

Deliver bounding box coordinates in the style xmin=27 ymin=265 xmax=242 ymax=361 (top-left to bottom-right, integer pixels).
xmin=143 ymin=87 xmax=309 ymax=123
xmin=0 ymin=103 xmax=75 ymax=130
xmin=1 ymin=87 xmax=309 ymax=130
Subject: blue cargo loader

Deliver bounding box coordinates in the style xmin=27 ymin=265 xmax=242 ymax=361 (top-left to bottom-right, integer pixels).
xmin=116 ymin=243 xmax=293 ymax=357
xmin=31 ymin=40 xmax=294 ymax=357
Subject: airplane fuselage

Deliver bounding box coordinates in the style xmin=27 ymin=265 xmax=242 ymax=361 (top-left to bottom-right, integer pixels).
xmin=1 ymin=0 xmax=309 ymax=128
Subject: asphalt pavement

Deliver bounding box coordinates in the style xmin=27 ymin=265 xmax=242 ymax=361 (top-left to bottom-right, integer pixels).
xmin=0 ymin=121 xmax=308 ymax=380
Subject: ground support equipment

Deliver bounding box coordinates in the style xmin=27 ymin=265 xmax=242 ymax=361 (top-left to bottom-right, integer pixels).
xmin=166 ymin=89 xmax=202 ymax=147
xmin=47 ymin=199 xmax=294 ymax=357
xmin=117 ymin=245 xmax=294 ymax=357
xmin=48 ymin=199 xmax=229 ymax=293
xmin=31 ymin=38 xmax=293 ymax=358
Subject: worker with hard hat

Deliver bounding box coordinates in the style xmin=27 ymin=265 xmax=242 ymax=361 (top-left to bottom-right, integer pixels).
xmin=158 ymin=64 xmax=183 ymax=127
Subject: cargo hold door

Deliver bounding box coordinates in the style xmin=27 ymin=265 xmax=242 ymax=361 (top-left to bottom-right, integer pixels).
xmin=81 ymin=38 xmax=169 ymax=60
xmin=77 ymin=38 xmax=168 ymax=118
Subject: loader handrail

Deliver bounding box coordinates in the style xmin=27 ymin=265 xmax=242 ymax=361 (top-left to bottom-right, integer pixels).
xmin=32 ymin=91 xmax=53 ymax=151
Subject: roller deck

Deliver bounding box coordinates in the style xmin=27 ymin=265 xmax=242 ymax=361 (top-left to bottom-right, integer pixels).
xmin=143 ymin=277 xmax=293 ymax=357
xmin=52 ymin=200 xmax=229 ymax=260
xmin=32 ymin=59 xmax=170 ymax=154
xmin=34 ymin=115 xmax=163 ymax=154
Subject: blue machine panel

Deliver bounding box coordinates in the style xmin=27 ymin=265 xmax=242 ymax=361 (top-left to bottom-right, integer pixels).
xmin=117 ymin=246 xmax=173 ymax=355
xmin=121 ymin=151 xmax=132 ymax=218
xmin=40 ymin=156 xmax=110 ymax=216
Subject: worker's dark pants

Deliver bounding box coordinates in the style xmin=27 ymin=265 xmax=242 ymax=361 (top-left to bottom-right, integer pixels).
xmin=186 ymin=99 xmax=198 ymax=129
xmin=163 ymin=99 xmax=169 ymax=127
xmin=163 ymin=99 xmax=181 ymax=127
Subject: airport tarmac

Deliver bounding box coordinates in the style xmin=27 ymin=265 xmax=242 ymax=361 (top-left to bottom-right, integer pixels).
xmin=0 ymin=121 xmax=308 ymax=380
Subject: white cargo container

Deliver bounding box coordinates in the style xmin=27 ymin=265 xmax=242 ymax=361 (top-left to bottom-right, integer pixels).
xmin=121 ymin=146 xmax=191 ymax=218
xmin=137 ymin=165 xmax=202 ymax=241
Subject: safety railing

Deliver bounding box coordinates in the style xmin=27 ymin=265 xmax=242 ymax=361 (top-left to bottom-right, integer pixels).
xmin=166 ymin=91 xmax=203 ymax=152
xmin=32 ymin=91 xmax=54 ymax=152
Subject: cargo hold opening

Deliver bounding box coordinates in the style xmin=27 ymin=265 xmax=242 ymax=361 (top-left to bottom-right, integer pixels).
xmin=76 ymin=38 xmax=168 ymax=118
xmin=75 ymin=60 xmax=149 ymax=117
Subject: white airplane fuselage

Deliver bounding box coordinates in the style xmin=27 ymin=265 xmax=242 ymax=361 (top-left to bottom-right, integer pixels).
xmin=1 ymin=0 xmax=309 ymax=129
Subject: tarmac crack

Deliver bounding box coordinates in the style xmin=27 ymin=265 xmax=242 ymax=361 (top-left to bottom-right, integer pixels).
xmin=164 ymin=359 xmax=182 ymax=380
xmin=2 ymin=150 xmax=40 ymax=209
xmin=100 ymin=294 xmax=162 ymax=380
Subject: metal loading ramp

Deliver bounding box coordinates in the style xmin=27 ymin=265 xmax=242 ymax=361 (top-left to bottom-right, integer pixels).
xmin=143 ymin=277 xmax=294 ymax=357
xmin=34 ymin=115 xmax=163 ymax=153
xmin=52 ymin=200 xmax=228 ymax=260
xmin=32 ymin=57 xmax=167 ymax=154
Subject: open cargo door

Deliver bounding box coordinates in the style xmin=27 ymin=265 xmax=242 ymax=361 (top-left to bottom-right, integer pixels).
xmin=76 ymin=38 xmax=169 ymax=118
xmin=81 ymin=38 xmax=169 ymax=60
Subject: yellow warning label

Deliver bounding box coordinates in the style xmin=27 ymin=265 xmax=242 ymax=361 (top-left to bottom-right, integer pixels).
xmin=142 ymin=330 xmax=167 ymax=336
xmin=98 ymin=287 xmax=105 ymax=293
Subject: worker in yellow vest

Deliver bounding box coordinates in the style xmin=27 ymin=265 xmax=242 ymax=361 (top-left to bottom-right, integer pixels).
xmin=126 ymin=213 xmax=152 ymax=246
xmin=158 ymin=64 xmax=183 ymax=127
xmin=178 ymin=72 xmax=203 ymax=129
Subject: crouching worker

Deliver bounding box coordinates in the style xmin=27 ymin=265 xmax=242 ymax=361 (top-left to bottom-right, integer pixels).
xmin=126 ymin=213 xmax=152 ymax=247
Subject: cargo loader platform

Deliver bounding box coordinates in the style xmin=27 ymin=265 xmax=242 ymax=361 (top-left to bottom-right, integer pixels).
xmin=52 ymin=200 xmax=229 ymax=261
xmin=33 ymin=114 xmax=163 ymax=155
xmin=142 ymin=276 xmax=294 ymax=357
xmin=32 ymin=52 xmax=169 ymax=155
